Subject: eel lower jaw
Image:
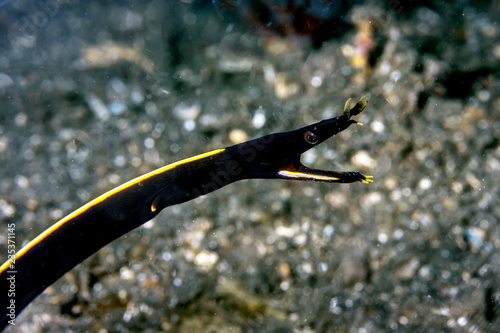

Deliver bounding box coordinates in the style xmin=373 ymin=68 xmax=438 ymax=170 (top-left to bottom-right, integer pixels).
xmin=277 ymin=162 xmax=373 ymax=184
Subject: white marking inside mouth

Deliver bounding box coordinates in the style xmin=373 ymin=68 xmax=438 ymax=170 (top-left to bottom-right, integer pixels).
xmin=278 ymin=170 xmax=339 ymax=181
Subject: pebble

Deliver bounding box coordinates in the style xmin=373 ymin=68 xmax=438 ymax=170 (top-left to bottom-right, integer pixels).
xmin=229 ymin=129 xmax=248 ymax=144
xmin=0 ymin=73 xmax=13 ymax=89
xmin=351 ymin=150 xmax=377 ymax=169
xmin=173 ymin=102 xmax=201 ymax=121
xmin=252 ymin=108 xmax=266 ymax=129
xmin=85 ymin=93 xmax=110 ymax=121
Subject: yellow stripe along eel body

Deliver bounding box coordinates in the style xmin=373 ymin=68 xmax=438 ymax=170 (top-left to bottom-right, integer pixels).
xmin=0 ymin=96 xmax=371 ymax=329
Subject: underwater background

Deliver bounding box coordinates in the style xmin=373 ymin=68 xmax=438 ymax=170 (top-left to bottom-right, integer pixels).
xmin=0 ymin=1 xmax=499 ymax=331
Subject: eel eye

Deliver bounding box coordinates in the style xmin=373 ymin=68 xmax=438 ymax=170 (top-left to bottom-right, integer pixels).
xmin=304 ymin=131 xmax=319 ymax=145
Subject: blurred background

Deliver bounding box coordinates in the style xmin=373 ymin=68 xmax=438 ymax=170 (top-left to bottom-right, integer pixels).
xmin=0 ymin=0 xmax=499 ymax=331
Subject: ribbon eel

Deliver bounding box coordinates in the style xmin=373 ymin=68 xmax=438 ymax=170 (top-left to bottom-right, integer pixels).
xmin=0 ymin=96 xmax=371 ymax=329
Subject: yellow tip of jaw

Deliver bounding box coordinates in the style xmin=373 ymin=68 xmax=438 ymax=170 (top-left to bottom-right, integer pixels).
xmin=361 ymin=176 xmax=373 ymax=184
